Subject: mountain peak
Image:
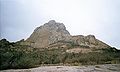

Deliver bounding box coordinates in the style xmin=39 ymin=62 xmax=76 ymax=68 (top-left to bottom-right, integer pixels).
xmin=48 ymin=20 xmax=56 ymax=24
xmin=26 ymin=20 xmax=71 ymax=48
xmin=25 ymin=20 xmax=110 ymax=49
xmin=43 ymin=20 xmax=67 ymax=32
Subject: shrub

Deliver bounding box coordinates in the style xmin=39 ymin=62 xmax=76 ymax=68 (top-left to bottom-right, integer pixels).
xmin=0 ymin=39 xmax=120 ymax=70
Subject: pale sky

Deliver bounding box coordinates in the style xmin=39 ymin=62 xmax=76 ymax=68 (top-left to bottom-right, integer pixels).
xmin=0 ymin=0 xmax=120 ymax=49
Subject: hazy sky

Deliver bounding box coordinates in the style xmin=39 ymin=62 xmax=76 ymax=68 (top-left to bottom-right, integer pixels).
xmin=0 ymin=0 xmax=120 ymax=49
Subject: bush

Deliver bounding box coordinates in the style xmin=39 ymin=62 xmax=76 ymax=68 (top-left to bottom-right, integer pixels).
xmin=0 ymin=39 xmax=120 ymax=70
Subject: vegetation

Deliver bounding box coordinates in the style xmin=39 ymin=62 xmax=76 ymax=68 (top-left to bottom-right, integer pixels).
xmin=0 ymin=39 xmax=120 ymax=70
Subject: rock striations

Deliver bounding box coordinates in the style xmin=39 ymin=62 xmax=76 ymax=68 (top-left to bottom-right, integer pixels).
xmin=25 ymin=20 xmax=110 ymax=49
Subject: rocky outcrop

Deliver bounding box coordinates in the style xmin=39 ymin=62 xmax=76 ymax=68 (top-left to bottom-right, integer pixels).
xmin=26 ymin=20 xmax=71 ymax=48
xmin=25 ymin=20 xmax=110 ymax=49
xmin=71 ymin=35 xmax=110 ymax=49
xmin=1 ymin=64 xmax=120 ymax=72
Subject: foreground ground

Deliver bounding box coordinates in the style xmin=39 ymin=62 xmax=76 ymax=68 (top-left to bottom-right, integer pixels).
xmin=0 ymin=64 xmax=120 ymax=72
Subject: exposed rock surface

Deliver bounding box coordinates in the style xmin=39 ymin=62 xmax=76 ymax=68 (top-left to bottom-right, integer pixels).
xmin=26 ymin=20 xmax=71 ymax=48
xmin=1 ymin=64 xmax=120 ymax=72
xmin=25 ymin=20 xmax=110 ymax=49
xmin=71 ymin=35 xmax=110 ymax=49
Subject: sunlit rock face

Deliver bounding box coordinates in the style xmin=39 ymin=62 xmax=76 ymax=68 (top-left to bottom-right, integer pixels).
xmin=71 ymin=35 xmax=110 ymax=49
xmin=26 ymin=20 xmax=71 ymax=48
xmin=25 ymin=20 xmax=110 ymax=48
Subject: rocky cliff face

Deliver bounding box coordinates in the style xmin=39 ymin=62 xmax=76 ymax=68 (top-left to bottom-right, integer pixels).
xmin=26 ymin=20 xmax=71 ymax=48
xmin=71 ymin=35 xmax=110 ymax=49
xmin=25 ymin=20 xmax=110 ymax=49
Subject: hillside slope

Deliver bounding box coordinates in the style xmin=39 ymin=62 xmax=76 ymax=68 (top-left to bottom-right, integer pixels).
xmin=23 ymin=20 xmax=110 ymax=52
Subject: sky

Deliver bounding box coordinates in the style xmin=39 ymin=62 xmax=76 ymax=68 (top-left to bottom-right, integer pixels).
xmin=0 ymin=0 xmax=120 ymax=49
